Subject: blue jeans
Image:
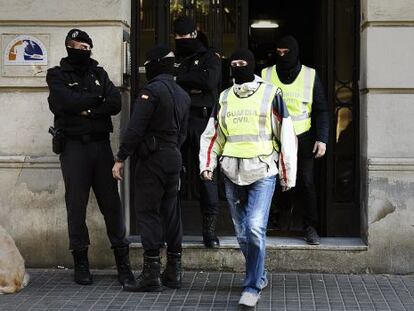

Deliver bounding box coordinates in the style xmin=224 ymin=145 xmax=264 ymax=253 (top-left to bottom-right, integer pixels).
xmin=224 ymin=175 xmax=277 ymax=293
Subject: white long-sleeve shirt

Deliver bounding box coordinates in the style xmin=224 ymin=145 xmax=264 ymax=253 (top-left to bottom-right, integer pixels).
xmin=199 ymin=76 xmax=297 ymax=187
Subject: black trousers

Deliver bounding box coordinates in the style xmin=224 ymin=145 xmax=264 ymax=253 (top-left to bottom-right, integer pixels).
xmin=294 ymin=134 xmax=319 ymax=229
xmin=60 ymin=139 xmax=129 ymax=250
xmin=181 ymin=112 xmax=219 ymax=216
xmin=134 ymin=147 xmax=183 ymax=253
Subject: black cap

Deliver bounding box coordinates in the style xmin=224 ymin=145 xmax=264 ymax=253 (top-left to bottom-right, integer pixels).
xmin=173 ymin=16 xmax=196 ymax=35
xmin=145 ymin=45 xmax=173 ymax=62
xmin=65 ymin=28 xmax=93 ymax=48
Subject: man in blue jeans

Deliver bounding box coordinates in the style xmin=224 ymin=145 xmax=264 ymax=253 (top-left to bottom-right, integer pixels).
xmin=199 ymin=49 xmax=297 ymax=307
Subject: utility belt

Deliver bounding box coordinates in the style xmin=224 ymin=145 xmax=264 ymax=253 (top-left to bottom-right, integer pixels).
xmin=66 ymin=133 xmax=109 ymax=143
xmin=138 ymin=135 xmax=178 ymax=160
xmin=190 ymin=106 xmax=212 ymax=118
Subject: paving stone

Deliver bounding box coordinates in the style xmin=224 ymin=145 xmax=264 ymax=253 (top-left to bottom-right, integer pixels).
xmin=1 ymin=270 xmax=413 ymax=310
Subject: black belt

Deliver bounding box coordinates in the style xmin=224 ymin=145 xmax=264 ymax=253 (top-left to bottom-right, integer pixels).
xmin=66 ymin=133 xmax=109 ymax=143
xmin=157 ymin=141 xmax=178 ymax=150
xmin=190 ymin=106 xmax=212 ymax=118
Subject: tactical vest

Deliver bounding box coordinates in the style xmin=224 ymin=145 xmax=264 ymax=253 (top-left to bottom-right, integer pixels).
xmin=262 ymin=65 xmax=315 ymax=135
xmin=218 ymin=82 xmax=279 ymax=158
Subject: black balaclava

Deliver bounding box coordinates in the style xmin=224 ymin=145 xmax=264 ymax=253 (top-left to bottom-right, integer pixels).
xmin=144 ymin=45 xmax=175 ymax=81
xmin=173 ymin=16 xmax=201 ymax=57
xmin=65 ymin=29 xmax=93 ymax=70
xmin=175 ymin=38 xmax=200 ymax=57
xmin=66 ymin=48 xmax=91 ymax=66
xmin=230 ymin=49 xmax=255 ymax=84
xmin=276 ymin=35 xmax=301 ymax=83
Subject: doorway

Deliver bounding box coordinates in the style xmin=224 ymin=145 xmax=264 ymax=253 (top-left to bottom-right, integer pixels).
xmin=129 ymin=0 xmax=360 ymax=238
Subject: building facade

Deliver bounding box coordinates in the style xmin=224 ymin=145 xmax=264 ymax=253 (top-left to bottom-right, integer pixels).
xmin=0 ymin=0 xmax=413 ymax=273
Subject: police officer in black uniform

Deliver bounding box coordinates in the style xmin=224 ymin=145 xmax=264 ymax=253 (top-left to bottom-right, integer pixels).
xmin=173 ymin=16 xmax=222 ymax=248
xmin=112 ymin=46 xmax=191 ymax=292
xmin=46 ymin=29 xmax=135 ymax=288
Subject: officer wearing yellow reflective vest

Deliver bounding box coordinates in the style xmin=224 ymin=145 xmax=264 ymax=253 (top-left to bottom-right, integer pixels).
xmin=199 ymin=49 xmax=297 ymax=308
xmin=261 ymin=35 xmax=329 ymax=245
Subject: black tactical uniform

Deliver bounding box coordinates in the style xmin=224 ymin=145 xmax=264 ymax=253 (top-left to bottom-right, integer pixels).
xmin=174 ymin=16 xmax=221 ymax=248
xmin=115 ymin=46 xmax=190 ymax=292
xmin=46 ymin=29 xmax=134 ymax=288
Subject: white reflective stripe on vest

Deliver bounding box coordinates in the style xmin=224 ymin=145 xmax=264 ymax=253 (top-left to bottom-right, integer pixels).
xmin=259 ymin=83 xmax=275 ymax=137
xmin=303 ymin=66 xmax=313 ymax=101
xmin=226 ymin=134 xmax=273 ymax=143
xmin=291 ymin=112 xmax=311 ymax=121
xmin=265 ymin=66 xmax=272 ymax=83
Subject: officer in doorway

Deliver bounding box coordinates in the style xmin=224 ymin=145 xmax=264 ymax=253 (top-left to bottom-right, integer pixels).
xmin=262 ymin=35 xmax=329 ymax=245
xmin=46 ymin=29 xmax=135 ymax=287
xmin=173 ymin=16 xmax=222 ymax=248
xmin=112 ymin=46 xmax=191 ymax=291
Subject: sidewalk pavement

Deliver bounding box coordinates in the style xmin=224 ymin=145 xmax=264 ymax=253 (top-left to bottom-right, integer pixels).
xmin=0 ymin=269 xmax=413 ymax=311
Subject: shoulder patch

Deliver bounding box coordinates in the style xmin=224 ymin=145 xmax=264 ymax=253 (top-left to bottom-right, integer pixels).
xmin=139 ymin=89 xmax=153 ymax=101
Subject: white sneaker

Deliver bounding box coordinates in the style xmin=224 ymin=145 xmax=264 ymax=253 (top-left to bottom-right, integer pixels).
xmin=238 ymin=291 xmax=261 ymax=307
xmin=261 ymin=277 xmax=268 ymax=290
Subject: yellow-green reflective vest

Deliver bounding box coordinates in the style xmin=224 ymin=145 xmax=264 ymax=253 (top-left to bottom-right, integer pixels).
xmin=261 ymin=65 xmax=315 ymax=136
xmin=218 ymin=82 xmax=279 ymax=158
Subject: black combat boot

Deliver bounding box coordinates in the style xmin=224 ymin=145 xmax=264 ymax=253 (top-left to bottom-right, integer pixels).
xmin=304 ymin=226 xmax=321 ymax=245
xmin=202 ymin=215 xmax=220 ymax=248
xmin=72 ymin=248 xmax=93 ymax=285
xmin=123 ymin=254 xmax=162 ymax=292
xmin=161 ymin=252 xmax=182 ymax=289
xmin=113 ymin=246 xmax=137 ymax=289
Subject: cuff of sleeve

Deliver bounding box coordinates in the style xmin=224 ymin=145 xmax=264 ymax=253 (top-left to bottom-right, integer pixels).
xmin=115 ymin=153 xmax=127 ymax=162
xmin=279 ymin=176 xmax=296 ymax=189
xmin=200 ymin=166 xmax=214 ymax=175
xmin=316 ymin=135 xmax=328 ymax=145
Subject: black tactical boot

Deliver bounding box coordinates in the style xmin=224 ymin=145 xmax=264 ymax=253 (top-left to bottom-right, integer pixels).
xmin=113 ymin=246 xmax=137 ymax=289
xmin=202 ymin=215 xmax=220 ymax=248
xmin=72 ymin=248 xmax=93 ymax=285
xmin=161 ymin=252 xmax=182 ymax=289
xmin=123 ymin=255 xmax=162 ymax=292
xmin=304 ymin=226 xmax=321 ymax=245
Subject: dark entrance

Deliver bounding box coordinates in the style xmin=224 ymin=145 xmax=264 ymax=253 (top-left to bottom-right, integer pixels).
xmin=129 ymin=0 xmax=360 ymax=238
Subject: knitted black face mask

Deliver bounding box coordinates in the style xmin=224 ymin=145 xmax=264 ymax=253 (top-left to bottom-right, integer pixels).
xmin=66 ymin=47 xmax=91 ymax=66
xmin=175 ymin=38 xmax=199 ymax=57
xmin=230 ymin=49 xmax=255 ymax=84
xmin=276 ymin=35 xmax=299 ymax=71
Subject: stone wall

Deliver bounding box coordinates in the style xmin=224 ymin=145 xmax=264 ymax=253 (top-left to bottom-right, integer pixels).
xmin=360 ymin=0 xmax=414 ymax=273
xmin=0 ymin=0 xmax=131 ymax=268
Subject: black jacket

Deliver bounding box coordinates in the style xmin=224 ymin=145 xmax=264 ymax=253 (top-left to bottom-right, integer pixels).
xmin=46 ymin=58 xmax=121 ymax=136
xmin=117 ymin=74 xmax=191 ymax=161
xmin=311 ymin=73 xmax=329 ymax=144
xmin=175 ymin=45 xmax=221 ymax=109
